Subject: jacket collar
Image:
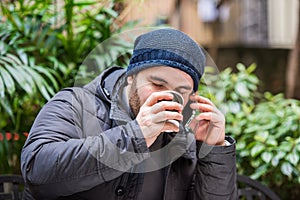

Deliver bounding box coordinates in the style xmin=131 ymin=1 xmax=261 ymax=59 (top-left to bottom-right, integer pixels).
xmin=88 ymin=66 xmax=133 ymax=123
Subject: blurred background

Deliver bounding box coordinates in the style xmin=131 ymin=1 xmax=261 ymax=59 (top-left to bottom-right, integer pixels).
xmin=0 ymin=0 xmax=299 ymax=199
xmin=122 ymin=0 xmax=300 ymax=99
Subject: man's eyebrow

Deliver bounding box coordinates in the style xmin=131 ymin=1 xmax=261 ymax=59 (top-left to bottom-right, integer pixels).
xmin=150 ymin=75 xmax=192 ymax=91
xmin=176 ymin=85 xmax=193 ymax=91
xmin=150 ymin=75 xmax=168 ymax=84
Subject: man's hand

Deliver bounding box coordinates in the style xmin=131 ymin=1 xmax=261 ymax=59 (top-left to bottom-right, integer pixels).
xmin=189 ymin=95 xmax=225 ymax=146
xmin=136 ymin=92 xmax=183 ymax=147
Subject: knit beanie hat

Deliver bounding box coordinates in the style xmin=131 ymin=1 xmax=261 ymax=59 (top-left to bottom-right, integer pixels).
xmin=126 ymin=28 xmax=206 ymax=92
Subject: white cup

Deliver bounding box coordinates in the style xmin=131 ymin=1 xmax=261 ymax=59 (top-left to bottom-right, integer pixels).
xmin=162 ymin=91 xmax=184 ymax=129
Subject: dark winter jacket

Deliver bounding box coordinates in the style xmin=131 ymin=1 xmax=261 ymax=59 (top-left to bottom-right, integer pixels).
xmin=21 ymin=67 xmax=237 ymax=200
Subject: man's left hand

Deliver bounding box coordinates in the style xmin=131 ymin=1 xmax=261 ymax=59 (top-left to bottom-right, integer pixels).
xmin=188 ymin=94 xmax=225 ymax=146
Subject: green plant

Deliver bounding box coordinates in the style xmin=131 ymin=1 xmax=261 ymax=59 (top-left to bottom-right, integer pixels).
xmin=199 ymin=63 xmax=300 ymax=199
xmin=0 ymin=0 xmax=135 ymax=87
xmin=0 ymin=0 xmax=137 ymax=173
xmin=0 ymin=24 xmax=60 ymax=131
xmin=239 ymin=92 xmax=300 ymax=199
xmin=0 ymin=0 xmax=136 ymax=127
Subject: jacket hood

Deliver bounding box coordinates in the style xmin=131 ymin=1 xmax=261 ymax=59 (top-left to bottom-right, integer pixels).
xmin=83 ymin=66 xmax=133 ymax=123
xmin=83 ymin=66 xmax=125 ymax=103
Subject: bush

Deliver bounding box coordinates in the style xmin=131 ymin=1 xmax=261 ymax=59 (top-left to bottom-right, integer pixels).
xmin=0 ymin=0 xmax=135 ymax=173
xmin=199 ymin=63 xmax=300 ymax=199
xmin=0 ymin=0 xmax=135 ymax=128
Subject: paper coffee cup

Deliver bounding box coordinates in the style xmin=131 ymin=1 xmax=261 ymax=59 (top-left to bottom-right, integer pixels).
xmin=164 ymin=91 xmax=184 ymax=129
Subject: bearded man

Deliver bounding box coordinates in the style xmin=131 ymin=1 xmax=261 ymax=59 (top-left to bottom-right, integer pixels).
xmin=21 ymin=28 xmax=237 ymax=200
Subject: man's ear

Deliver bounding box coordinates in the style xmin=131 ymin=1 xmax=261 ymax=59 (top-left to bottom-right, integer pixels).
xmin=127 ymin=75 xmax=137 ymax=86
xmin=127 ymin=76 xmax=133 ymax=85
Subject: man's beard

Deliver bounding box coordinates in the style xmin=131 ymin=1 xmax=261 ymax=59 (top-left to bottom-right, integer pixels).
xmin=128 ymin=78 xmax=141 ymax=117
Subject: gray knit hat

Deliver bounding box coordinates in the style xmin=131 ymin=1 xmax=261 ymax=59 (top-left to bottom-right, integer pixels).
xmin=126 ymin=28 xmax=206 ymax=91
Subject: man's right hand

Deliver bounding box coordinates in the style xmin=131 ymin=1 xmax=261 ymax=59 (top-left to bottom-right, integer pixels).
xmin=136 ymin=91 xmax=183 ymax=147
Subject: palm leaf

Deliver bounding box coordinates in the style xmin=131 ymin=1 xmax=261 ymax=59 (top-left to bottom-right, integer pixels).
xmin=3 ymin=63 xmax=35 ymax=96
xmin=22 ymin=66 xmax=54 ymax=100
xmin=31 ymin=65 xmax=59 ymax=92
xmin=0 ymin=72 xmax=4 ymax=98
xmin=0 ymin=51 xmax=58 ymax=98
xmin=0 ymin=67 xmax=15 ymax=96
xmin=0 ymin=97 xmax=14 ymax=122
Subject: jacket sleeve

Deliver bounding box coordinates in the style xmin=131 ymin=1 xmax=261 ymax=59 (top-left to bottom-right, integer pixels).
xmin=21 ymin=88 xmax=150 ymax=199
xmin=193 ymin=136 xmax=237 ymax=199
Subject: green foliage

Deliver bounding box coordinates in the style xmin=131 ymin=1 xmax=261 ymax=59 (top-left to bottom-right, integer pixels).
xmin=199 ymin=63 xmax=300 ymax=199
xmin=0 ymin=0 xmax=136 ymax=173
xmin=0 ymin=0 xmax=134 ymax=131
xmin=0 ymin=8 xmax=60 ymax=131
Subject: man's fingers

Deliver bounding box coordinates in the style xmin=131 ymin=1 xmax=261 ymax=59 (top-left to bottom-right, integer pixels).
xmin=189 ymin=94 xmax=224 ymax=123
xmin=195 ymin=112 xmax=225 ymax=125
xmin=151 ymin=101 xmax=183 ymax=114
xmin=151 ymin=110 xmax=183 ymax=123
xmin=190 ymin=95 xmax=214 ymax=106
xmin=190 ymin=102 xmax=214 ymax=112
xmin=144 ymin=92 xmax=173 ymax=106
xmin=195 ymin=112 xmax=212 ymax=121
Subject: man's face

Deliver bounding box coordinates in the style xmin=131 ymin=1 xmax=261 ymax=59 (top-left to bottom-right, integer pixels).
xmin=127 ymin=66 xmax=194 ymax=116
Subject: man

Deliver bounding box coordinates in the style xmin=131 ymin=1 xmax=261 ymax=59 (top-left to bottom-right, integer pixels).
xmin=21 ymin=28 xmax=237 ymax=199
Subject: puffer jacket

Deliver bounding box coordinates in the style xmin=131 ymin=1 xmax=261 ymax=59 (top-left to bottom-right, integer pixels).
xmin=21 ymin=66 xmax=237 ymax=200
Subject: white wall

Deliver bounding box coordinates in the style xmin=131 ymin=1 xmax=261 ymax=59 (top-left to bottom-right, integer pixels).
xmin=268 ymin=0 xmax=299 ymax=48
